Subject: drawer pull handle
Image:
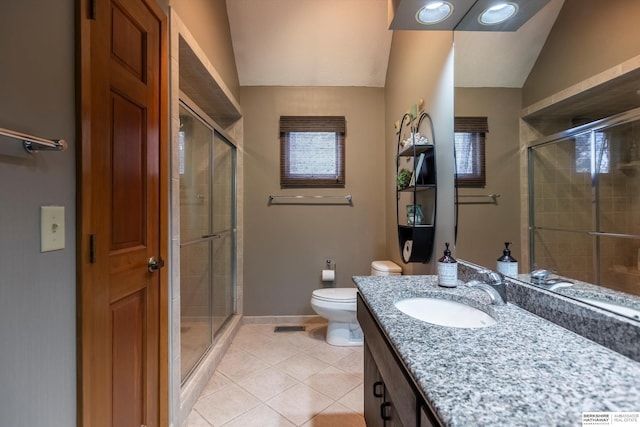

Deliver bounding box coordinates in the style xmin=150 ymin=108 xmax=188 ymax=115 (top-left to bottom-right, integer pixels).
xmin=381 ymin=402 xmax=392 ymax=420
xmin=373 ymin=381 xmax=384 ymax=398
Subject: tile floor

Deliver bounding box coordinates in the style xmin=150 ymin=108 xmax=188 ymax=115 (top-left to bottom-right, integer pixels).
xmin=185 ymin=322 xmax=366 ymax=427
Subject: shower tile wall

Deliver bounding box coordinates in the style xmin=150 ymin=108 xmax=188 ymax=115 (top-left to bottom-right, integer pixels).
xmin=180 ymin=114 xmax=214 ymax=377
xmin=531 ymin=121 xmax=640 ymax=296
xmin=180 ymin=117 xmax=212 ymax=319
xmin=211 ymin=140 xmax=235 ymax=334
xmin=532 ymin=139 xmax=594 ymax=282
xmin=598 ymin=124 xmax=640 ymax=295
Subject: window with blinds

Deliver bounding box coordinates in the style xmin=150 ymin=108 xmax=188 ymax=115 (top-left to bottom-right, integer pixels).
xmin=280 ymin=116 xmax=346 ymax=188
xmin=454 ymin=117 xmax=488 ymax=188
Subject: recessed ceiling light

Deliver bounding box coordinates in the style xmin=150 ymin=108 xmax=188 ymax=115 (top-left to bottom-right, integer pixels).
xmin=479 ymin=2 xmax=519 ymax=25
xmin=416 ymin=1 xmax=454 ymax=25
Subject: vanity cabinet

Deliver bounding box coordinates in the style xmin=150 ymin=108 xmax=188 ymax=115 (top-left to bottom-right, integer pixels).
xmin=396 ymin=112 xmax=437 ymax=263
xmin=358 ymin=294 xmax=443 ymax=427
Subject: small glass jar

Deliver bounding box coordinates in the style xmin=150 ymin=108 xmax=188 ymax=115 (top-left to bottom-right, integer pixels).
xmin=406 ymin=204 xmax=424 ymax=225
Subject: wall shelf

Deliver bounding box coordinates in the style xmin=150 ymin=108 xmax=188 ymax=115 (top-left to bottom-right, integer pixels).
xmin=396 ymin=111 xmax=437 ymax=263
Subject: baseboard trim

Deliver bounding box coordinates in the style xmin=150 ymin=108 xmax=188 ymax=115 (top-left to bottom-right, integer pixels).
xmin=242 ymin=315 xmax=325 ymax=325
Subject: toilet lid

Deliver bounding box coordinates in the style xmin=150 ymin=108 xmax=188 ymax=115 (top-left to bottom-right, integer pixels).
xmin=371 ymin=260 xmax=402 ymax=273
xmin=312 ymin=287 xmax=358 ymax=303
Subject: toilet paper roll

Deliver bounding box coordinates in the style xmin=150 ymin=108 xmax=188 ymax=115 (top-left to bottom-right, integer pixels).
xmin=403 ymin=240 xmax=413 ymax=260
xmin=321 ymin=269 xmax=335 ymax=281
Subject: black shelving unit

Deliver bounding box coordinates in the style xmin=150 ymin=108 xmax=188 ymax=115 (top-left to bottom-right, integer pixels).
xmin=396 ymin=112 xmax=437 ymax=263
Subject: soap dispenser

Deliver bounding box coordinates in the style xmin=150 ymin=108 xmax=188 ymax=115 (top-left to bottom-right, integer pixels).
xmin=496 ymin=242 xmax=518 ymax=278
xmin=438 ymin=242 xmax=458 ymax=287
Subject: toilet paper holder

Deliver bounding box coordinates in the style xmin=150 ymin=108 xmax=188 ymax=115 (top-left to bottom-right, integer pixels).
xmin=322 ymin=259 xmax=336 ymax=282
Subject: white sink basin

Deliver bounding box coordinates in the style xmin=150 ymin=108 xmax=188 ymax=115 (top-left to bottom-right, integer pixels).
xmin=394 ymin=297 xmax=496 ymax=328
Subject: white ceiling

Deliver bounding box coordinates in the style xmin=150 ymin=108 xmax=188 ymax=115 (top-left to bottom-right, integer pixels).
xmin=226 ymin=0 xmax=564 ymax=88
xmin=226 ymin=0 xmax=393 ymax=87
xmin=454 ymin=0 xmax=564 ymax=87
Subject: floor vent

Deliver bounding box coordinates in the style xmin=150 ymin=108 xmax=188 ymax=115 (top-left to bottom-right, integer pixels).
xmin=274 ymin=325 xmax=306 ymax=333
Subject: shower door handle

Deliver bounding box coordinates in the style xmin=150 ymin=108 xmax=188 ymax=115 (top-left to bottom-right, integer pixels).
xmin=148 ymin=256 xmax=165 ymax=272
xmin=201 ymin=233 xmax=221 ymax=239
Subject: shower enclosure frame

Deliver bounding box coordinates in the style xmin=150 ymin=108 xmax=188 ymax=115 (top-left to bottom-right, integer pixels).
xmin=177 ymin=97 xmax=238 ymax=384
xmin=528 ymin=106 xmax=640 ymax=290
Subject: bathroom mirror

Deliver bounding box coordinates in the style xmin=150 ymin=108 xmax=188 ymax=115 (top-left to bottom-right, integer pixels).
xmin=453 ymin=0 xmax=640 ymax=321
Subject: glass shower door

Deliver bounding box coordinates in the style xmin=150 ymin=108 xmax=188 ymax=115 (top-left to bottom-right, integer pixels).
xmin=179 ymin=103 xmax=236 ymax=382
xmin=211 ymin=132 xmax=236 ymax=334
xmin=529 ymin=111 xmax=640 ymax=296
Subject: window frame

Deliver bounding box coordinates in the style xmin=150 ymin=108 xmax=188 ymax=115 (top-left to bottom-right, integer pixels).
xmin=279 ymin=116 xmax=346 ymax=188
xmin=454 ymin=116 xmax=488 ymax=188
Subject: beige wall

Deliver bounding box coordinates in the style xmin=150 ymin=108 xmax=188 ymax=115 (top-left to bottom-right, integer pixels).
xmin=170 ymin=0 xmax=240 ymax=100
xmin=523 ymin=0 xmax=640 ymax=107
xmin=241 ymin=87 xmax=387 ymax=316
xmin=455 ymin=88 xmax=522 ymax=269
xmin=384 ymin=31 xmax=455 ymax=275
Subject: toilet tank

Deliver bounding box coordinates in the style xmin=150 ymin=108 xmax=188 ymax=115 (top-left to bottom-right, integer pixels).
xmin=370 ymin=260 xmax=402 ymax=276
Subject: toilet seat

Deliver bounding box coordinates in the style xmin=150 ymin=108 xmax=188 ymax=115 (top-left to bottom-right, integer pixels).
xmin=312 ymin=287 xmax=357 ymax=303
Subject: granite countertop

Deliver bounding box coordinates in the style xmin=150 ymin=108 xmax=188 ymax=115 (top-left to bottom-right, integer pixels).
xmin=353 ymin=274 xmax=640 ymax=427
xmin=516 ymin=272 xmax=640 ymax=318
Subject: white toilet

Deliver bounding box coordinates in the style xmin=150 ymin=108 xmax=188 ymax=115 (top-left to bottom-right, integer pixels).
xmin=311 ymin=260 xmax=402 ymax=346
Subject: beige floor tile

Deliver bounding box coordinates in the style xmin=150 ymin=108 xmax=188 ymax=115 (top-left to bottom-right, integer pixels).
xmin=232 ymin=329 xmax=277 ymax=351
xmin=334 ymin=350 xmax=364 ymax=375
xmin=306 ymin=341 xmax=359 ymax=365
xmin=301 ymin=402 xmax=366 ymax=427
xmin=337 ymin=382 xmax=364 ymax=413
xmin=216 ymin=349 xmax=270 ymax=381
xmin=271 ymin=327 xmax=326 ymax=351
xmin=223 ymin=342 xmax=246 ymax=356
xmin=236 ymin=367 xmax=299 ymax=401
xmin=303 ymin=366 xmax=362 ymax=400
xmin=184 ymin=323 xmax=365 ymax=426
xmin=194 ymin=383 xmax=261 ymax=426
xmin=222 ymin=403 xmax=296 ymax=427
xmin=198 ymin=371 xmax=233 ymax=399
xmin=266 ymin=383 xmax=334 ymax=426
xmin=184 ymin=409 xmax=212 ymax=427
xmin=239 ymin=323 xmax=278 ymax=335
xmin=274 ymin=353 xmax=330 ymax=381
xmin=305 ymin=323 xmax=330 ymax=340
xmin=243 ymin=340 xmax=300 ymax=365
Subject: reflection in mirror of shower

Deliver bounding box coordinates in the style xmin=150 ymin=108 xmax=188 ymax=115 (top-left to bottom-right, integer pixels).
xmin=530 ymin=119 xmax=640 ymax=297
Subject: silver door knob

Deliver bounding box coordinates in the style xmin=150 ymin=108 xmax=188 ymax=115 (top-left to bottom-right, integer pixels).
xmin=148 ymin=256 xmax=165 ymax=272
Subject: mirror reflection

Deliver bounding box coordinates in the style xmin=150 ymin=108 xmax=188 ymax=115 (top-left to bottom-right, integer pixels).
xmin=453 ymin=0 xmax=640 ymax=320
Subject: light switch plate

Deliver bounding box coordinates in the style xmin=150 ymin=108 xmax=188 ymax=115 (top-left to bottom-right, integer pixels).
xmin=41 ymin=206 xmax=65 ymax=252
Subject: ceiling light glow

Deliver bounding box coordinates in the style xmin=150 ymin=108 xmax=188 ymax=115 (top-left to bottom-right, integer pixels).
xmin=479 ymin=2 xmax=518 ymax=25
xmin=416 ymin=1 xmax=454 ymax=25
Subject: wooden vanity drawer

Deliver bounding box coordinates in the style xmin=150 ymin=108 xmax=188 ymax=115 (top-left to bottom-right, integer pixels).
xmin=358 ymin=295 xmax=417 ymax=427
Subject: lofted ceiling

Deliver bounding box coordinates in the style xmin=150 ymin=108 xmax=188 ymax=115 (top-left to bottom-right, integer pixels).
xmin=225 ymin=0 xmax=564 ymax=88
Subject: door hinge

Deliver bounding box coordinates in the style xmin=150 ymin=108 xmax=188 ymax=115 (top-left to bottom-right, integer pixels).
xmin=89 ymin=234 xmax=96 ymax=264
xmin=89 ymin=0 xmax=96 ymax=20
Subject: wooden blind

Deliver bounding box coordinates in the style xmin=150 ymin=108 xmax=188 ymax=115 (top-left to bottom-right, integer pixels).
xmin=454 ymin=116 xmax=489 ymax=133
xmin=280 ymin=116 xmax=346 ymax=134
xmin=280 ymin=116 xmax=346 ymax=188
xmin=454 ymin=117 xmax=488 ymax=188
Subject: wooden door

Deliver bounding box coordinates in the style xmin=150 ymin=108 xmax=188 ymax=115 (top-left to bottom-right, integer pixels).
xmin=78 ymin=0 xmax=168 ymax=426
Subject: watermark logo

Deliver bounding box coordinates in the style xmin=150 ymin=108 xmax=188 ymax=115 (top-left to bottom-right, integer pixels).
xmin=583 ymin=412 xmax=640 ymax=426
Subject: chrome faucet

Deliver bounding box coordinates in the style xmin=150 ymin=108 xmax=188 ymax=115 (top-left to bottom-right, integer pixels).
xmin=467 ymin=269 xmax=507 ymax=305
xmin=530 ymin=269 xmax=573 ymax=289
xmin=530 ymin=269 xmax=551 ymax=285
